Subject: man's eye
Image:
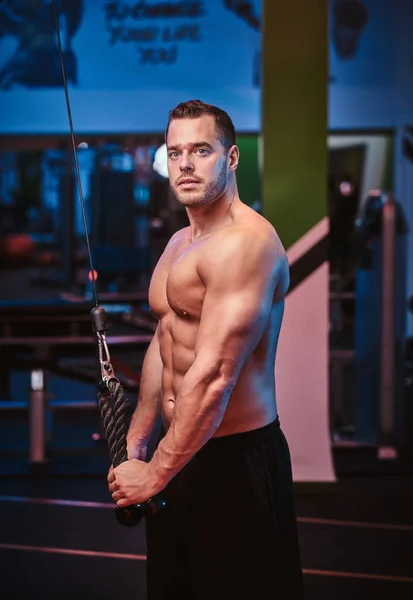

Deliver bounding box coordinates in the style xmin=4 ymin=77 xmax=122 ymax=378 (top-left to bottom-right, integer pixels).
xmin=169 ymin=152 xmax=179 ymax=158
xmin=196 ymin=148 xmax=208 ymax=155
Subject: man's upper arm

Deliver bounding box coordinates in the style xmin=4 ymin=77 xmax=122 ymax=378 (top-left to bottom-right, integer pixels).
xmin=194 ymin=229 xmax=285 ymax=380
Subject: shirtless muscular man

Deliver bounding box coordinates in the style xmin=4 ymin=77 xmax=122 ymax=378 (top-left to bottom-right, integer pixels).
xmin=108 ymin=100 xmax=303 ymax=599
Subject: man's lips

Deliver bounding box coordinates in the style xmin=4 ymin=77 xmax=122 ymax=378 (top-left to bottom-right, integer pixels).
xmin=178 ymin=178 xmax=201 ymax=185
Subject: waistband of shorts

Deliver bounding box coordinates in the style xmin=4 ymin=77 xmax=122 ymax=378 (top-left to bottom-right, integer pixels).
xmin=202 ymin=416 xmax=280 ymax=451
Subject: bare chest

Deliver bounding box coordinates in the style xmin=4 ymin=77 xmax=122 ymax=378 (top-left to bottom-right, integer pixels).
xmin=149 ymin=242 xmax=205 ymax=320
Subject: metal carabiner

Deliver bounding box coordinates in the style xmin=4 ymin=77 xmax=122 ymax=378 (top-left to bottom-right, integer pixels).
xmin=91 ymin=306 xmax=118 ymax=392
xmin=96 ymin=330 xmax=117 ymax=388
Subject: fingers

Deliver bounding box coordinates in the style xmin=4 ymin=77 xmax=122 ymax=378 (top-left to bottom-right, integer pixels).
xmin=111 ymin=490 xmax=123 ymax=502
xmin=107 ymin=469 xmax=124 ymax=503
xmin=108 ymin=480 xmax=118 ymax=493
xmin=116 ymin=497 xmax=129 ymax=508
xmin=108 ymin=479 xmax=123 ymax=502
xmin=107 ymin=469 xmax=119 ymax=503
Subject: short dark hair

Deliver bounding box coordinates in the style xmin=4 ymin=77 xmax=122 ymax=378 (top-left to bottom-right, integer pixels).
xmin=165 ymin=99 xmax=236 ymax=151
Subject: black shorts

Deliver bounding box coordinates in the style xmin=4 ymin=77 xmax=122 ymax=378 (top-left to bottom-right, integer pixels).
xmin=146 ymin=418 xmax=304 ymax=600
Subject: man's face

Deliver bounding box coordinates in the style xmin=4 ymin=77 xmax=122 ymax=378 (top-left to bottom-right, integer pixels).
xmin=166 ymin=115 xmax=229 ymax=207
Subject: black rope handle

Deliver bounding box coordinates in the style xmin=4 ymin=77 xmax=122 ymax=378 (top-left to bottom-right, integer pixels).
xmin=107 ymin=379 xmax=128 ymax=467
xmin=98 ymin=392 xmax=117 ymax=465
xmin=97 ymin=380 xmax=166 ymax=527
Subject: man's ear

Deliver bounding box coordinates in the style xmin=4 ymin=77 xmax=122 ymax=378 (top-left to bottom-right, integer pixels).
xmin=228 ymin=145 xmax=239 ymax=171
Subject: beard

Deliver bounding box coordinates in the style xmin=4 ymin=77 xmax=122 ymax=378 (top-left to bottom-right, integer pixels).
xmin=171 ymin=162 xmax=228 ymax=207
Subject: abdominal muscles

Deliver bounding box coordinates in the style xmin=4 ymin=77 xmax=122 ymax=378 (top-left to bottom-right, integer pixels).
xmin=159 ymin=310 xmax=279 ymax=436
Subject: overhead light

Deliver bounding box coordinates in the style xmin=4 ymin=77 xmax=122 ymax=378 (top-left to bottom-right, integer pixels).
xmin=339 ymin=180 xmax=354 ymax=196
xmin=153 ymin=144 xmax=169 ymax=179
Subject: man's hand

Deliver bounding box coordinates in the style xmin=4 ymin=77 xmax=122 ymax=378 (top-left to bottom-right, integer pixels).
xmin=107 ymin=460 xmax=160 ymax=507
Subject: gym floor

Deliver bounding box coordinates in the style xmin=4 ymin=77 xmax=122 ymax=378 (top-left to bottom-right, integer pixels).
xmin=1 ymin=405 xmax=413 ymax=599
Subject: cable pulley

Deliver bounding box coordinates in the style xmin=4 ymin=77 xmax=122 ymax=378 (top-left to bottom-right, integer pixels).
xmin=51 ymin=0 xmax=165 ymax=527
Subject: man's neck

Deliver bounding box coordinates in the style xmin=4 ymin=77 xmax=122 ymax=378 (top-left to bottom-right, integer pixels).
xmin=186 ymin=187 xmax=239 ymax=241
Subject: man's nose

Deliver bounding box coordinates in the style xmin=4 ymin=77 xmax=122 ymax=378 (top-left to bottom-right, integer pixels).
xmin=180 ymin=152 xmax=194 ymax=171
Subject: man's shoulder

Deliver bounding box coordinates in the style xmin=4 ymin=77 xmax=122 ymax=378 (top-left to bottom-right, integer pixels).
xmin=167 ymin=226 xmax=191 ymax=247
xmin=161 ymin=226 xmax=190 ymax=257
xmin=152 ymin=227 xmax=190 ymax=274
xmin=222 ymin=216 xmax=289 ymax=296
xmin=200 ymin=222 xmax=284 ymax=285
xmin=217 ymin=215 xmax=284 ymax=261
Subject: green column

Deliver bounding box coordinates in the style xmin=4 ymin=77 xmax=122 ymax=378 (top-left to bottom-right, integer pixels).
xmin=262 ymin=0 xmax=328 ymax=249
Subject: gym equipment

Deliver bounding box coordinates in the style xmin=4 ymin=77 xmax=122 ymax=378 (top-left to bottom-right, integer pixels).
xmin=354 ymin=191 xmax=408 ymax=454
xmin=51 ymin=0 xmax=166 ymax=525
xmin=91 ymin=306 xmax=165 ymax=526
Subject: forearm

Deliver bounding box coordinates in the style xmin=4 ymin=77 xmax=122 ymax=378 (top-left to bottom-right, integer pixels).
xmin=150 ymin=359 xmax=236 ymax=486
xmin=127 ymin=326 xmax=163 ymax=448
